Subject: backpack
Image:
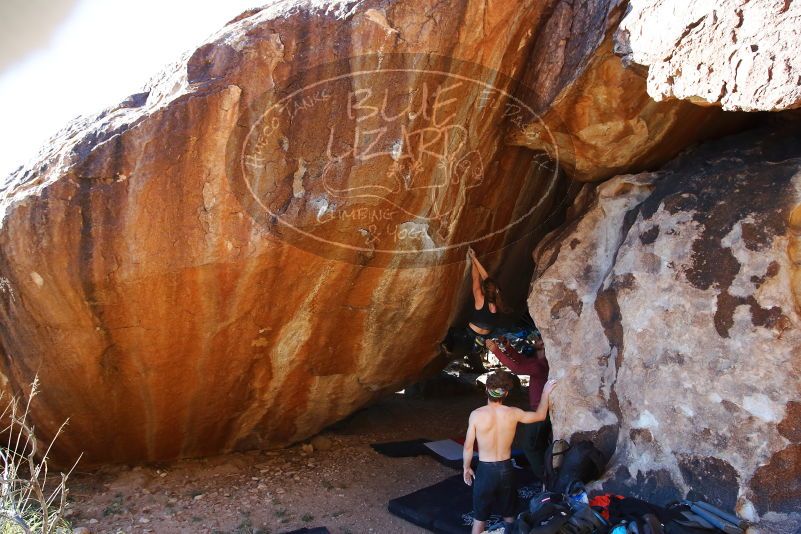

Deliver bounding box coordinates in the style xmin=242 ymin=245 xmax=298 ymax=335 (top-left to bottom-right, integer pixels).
xmin=545 ymin=440 xmax=607 ymax=493
xmin=639 ymin=513 xmax=665 ymax=534
xmin=561 ymin=503 xmax=610 ymax=534
xmin=608 ymin=514 xmax=664 ymax=534
xmin=516 ymin=498 xmax=611 ymax=534
xmin=544 ymin=439 xmax=570 ymax=491
xmin=663 ymin=501 xmax=746 ymax=534
xmin=604 ymin=496 xmax=674 ymax=534
xmin=607 ymin=496 xmax=672 ymax=525
xmin=529 ymin=491 xmax=569 ymax=516
xmin=513 ymin=491 xmax=570 ymax=534
xmin=514 ymin=505 xmax=571 ymax=534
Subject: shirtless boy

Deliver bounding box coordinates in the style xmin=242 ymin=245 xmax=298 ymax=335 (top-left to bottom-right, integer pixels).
xmin=463 ymin=371 xmax=558 ymax=534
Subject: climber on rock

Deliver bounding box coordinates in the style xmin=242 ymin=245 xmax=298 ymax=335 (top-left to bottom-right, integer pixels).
xmin=463 ymin=370 xmax=558 ymax=534
xmin=441 ymin=247 xmax=509 ymax=371
xmin=466 ymin=247 xmax=504 ymax=333
xmin=485 ymin=335 xmax=551 ymax=485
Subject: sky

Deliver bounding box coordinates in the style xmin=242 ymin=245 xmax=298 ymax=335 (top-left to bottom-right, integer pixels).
xmin=0 ymin=0 xmax=260 ymax=178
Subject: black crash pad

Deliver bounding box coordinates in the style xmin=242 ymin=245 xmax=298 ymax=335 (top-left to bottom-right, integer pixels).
xmin=388 ymin=469 xmax=538 ymax=533
xmin=371 ymin=439 xmax=529 ymax=470
xmin=371 ymin=438 xmax=433 ymax=457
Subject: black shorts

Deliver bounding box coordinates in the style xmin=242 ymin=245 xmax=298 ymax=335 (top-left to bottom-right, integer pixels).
xmin=473 ymin=459 xmax=516 ymax=521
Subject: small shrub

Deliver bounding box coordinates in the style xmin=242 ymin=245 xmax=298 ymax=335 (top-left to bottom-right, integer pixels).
xmin=102 ymin=494 xmax=124 ymax=517
xmin=235 ymin=516 xmax=253 ymax=533
xmin=0 ymin=377 xmax=81 ymax=533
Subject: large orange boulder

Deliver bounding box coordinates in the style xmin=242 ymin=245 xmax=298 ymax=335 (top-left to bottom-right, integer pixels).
xmin=0 ymin=0 xmax=570 ymax=465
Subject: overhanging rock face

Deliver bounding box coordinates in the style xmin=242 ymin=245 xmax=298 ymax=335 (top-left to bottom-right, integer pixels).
xmin=0 ymin=0 xmax=571 ymax=464
xmin=530 ymin=127 xmax=801 ymax=527
xmin=512 ymin=0 xmax=745 ymax=182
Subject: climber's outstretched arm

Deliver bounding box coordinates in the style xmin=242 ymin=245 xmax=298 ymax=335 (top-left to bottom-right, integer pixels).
xmin=468 ymin=247 xmax=490 ymax=281
xmin=468 ymin=248 xmax=485 ymax=301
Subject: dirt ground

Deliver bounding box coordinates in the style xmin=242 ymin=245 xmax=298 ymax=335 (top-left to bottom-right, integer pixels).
xmin=67 ymin=385 xmax=523 ymax=534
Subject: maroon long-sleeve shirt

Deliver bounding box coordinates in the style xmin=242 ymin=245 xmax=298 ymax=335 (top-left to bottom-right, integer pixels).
xmin=489 ymin=344 xmax=549 ymax=410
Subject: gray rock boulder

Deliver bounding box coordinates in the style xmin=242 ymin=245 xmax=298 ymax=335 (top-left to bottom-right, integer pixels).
xmin=530 ymin=125 xmax=801 ymax=530
xmin=616 ymin=0 xmax=801 ymax=111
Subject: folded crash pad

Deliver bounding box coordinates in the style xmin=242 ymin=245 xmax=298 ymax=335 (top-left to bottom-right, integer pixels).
xmin=424 ymin=439 xmax=468 ymax=462
xmin=370 ymin=438 xmax=433 ymax=457
xmin=371 ymin=438 xmax=471 ymax=469
xmin=426 ymin=439 xmax=530 ymax=469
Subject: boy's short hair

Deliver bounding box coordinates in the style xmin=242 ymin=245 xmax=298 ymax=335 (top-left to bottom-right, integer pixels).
xmin=485 ymin=370 xmax=515 ymax=400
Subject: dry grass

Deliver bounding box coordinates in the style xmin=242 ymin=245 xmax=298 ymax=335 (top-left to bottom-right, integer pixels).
xmin=0 ymin=377 xmax=80 ymax=533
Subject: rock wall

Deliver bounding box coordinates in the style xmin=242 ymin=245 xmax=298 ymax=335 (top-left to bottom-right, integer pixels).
xmin=513 ymin=0 xmax=747 ymax=181
xmin=0 ymin=2 xmax=796 ymax=504
xmin=517 ymin=35 xmax=746 ymax=182
xmin=0 ymin=0 xmax=568 ymax=465
xmin=529 ymin=126 xmax=801 ymax=529
xmin=0 ymin=0 xmax=741 ymax=465
xmin=616 ymin=0 xmax=801 ymax=111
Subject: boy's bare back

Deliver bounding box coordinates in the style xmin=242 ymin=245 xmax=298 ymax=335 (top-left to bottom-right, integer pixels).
xmin=470 ymin=404 xmax=524 ymax=462
xmin=464 ymin=378 xmax=558 ymax=466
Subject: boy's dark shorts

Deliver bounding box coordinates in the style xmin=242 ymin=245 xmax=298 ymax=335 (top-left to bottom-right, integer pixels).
xmin=472 ymin=459 xmax=516 ymax=521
